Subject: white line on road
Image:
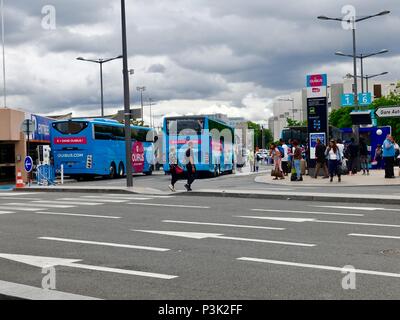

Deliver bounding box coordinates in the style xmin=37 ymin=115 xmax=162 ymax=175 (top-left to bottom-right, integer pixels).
xmin=251 ymin=209 xmax=363 ymax=217
xmin=37 ymin=212 xmax=120 ymax=219
xmin=0 ymin=210 xmax=14 ymax=214
xmin=0 ymin=193 xmax=41 ymax=197
xmin=82 ymin=196 xmax=153 ymax=201
xmin=39 ymin=237 xmax=170 ymax=252
xmin=0 ymin=280 xmax=101 ymax=300
xmin=106 ymin=194 xmax=175 ymax=199
xmin=348 ymin=233 xmax=400 ymax=240
xmin=5 ymin=202 xmax=75 ymax=209
xmin=0 ymin=206 xmax=43 ymax=212
xmin=0 ymin=197 xmax=41 ymax=201
xmin=127 ymin=202 xmax=210 ymax=209
xmin=133 ymin=230 xmax=315 ymax=247
xmin=237 ymin=216 xmax=316 ymax=223
xmin=239 ymin=215 xmax=400 ymax=228
xmin=237 ymin=257 xmax=400 ymax=279
xmin=32 ymin=200 xmax=101 ymax=206
xmin=311 ymin=205 xmax=400 ymax=212
xmin=58 ymin=198 xmax=128 ymax=203
xmin=162 ymin=220 xmax=285 ymax=230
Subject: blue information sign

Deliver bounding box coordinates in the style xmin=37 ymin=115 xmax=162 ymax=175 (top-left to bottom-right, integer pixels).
xmin=358 ymin=93 xmax=372 ymax=106
xmin=341 ymin=94 xmax=354 ymax=107
xmin=24 ymin=156 xmax=33 ymax=173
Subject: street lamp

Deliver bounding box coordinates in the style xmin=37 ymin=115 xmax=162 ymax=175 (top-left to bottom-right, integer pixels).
xmin=76 ymin=55 xmax=122 ymax=117
xmin=148 ymin=97 xmax=156 ymax=128
xmin=1 ymin=0 xmax=6 ymax=108
xmin=347 ymin=71 xmax=389 ymax=94
xmin=136 ymin=86 xmax=146 ymax=123
xmin=318 ymin=10 xmax=390 ymax=144
xmin=335 ymin=49 xmax=388 ymax=93
xmin=120 ymin=0 xmax=133 ymax=187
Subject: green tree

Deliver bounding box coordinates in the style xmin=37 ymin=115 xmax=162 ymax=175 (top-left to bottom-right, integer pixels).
xmin=329 ymin=106 xmax=353 ymax=128
xmin=286 ymin=117 xmax=307 ymax=127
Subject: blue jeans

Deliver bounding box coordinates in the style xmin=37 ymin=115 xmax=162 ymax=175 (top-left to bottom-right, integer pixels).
xmin=294 ymin=160 xmax=301 ymax=179
xmin=328 ymin=160 xmax=340 ymax=177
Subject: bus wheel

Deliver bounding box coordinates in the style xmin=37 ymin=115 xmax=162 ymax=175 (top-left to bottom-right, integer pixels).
xmin=118 ymin=162 xmax=125 ymax=177
xmin=109 ymin=163 xmax=117 ymax=179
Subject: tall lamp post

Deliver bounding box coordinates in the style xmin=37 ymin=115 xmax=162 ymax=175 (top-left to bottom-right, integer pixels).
xmin=77 ymin=55 xmax=122 ymax=117
xmin=1 ymin=0 xmax=6 ymax=108
xmin=136 ymin=86 xmax=146 ymax=123
xmin=318 ymin=10 xmax=390 ymax=143
xmin=148 ymin=97 xmax=156 ymax=128
xmin=120 ymin=0 xmax=133 ymax=187
xmin=335 ymin=49 xmax=388 ymax=93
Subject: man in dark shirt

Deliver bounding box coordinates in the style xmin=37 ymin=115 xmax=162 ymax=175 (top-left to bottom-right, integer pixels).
xmin=184 ymin=141 xmax=196 ymax=191
xmin=314 ymin=138 xmax=329 ymax=178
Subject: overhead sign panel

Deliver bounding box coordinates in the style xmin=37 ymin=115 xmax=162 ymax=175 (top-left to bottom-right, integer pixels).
xmin=358 ymin=93 xmax=372 ymax=106
xmin=306 ymin=74 xmax=327 ymax=87
xmin=341 ymin=93 xmax=354 ymax=107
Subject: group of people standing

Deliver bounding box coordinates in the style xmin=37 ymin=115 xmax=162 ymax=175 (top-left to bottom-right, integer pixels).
xmin=270 ymin=139 xmax=304 ymax=181
xmin=314 ymin=138 xmax=344 ymax=182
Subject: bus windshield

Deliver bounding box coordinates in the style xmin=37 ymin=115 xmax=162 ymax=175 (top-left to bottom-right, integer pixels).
xmin=166 ymin=118 xmax=204 ymax=135
xmin=53 ymin=121 xmax=88 ymax=135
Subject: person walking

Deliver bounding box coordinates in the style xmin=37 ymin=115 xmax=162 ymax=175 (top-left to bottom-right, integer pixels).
xmin=359 ymin=138 xmax=370 ymax=175
xmin=347 ymin=138 xmax=359 ymax=175
xmin=168 ymin=147 xmax=181 ymax=192
xmin=279 ymin=139 xmax=289 ymax=176
xmin=292 ymin=140 xmax=302 ymax=182
xmin=270 ymin=143 xmax=284 ymax=180
xmin=184 ymin=141 xmax=196 ymax=191
xmin=383 ymin=135 xmax=395 ymax=179
xmin=314 ymin=138 xmax=329 ymax=179
xmin=248 ymin=150 xmax=254 ymax=172
xmin=325 ymin=140 xmax=342 ymax=183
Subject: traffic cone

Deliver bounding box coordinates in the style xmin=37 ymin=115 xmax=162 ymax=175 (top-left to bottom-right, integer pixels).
xmin=16 ymin=170 xmax=25 ymax=188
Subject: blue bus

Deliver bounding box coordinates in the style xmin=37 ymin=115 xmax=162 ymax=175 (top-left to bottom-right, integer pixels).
xmin=51 ymin=118 xmax=155 ymax=180
xmin=162 ymin=116 xmax=235 ymax=176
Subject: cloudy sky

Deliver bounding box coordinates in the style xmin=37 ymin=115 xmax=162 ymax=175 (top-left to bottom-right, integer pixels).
xmin=3 ymin=0 xmax=399 ymax=126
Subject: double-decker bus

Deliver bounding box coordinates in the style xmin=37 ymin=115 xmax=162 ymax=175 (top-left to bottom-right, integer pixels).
xmin=51 ymin=118 xmax=154 ymax=180
xmin=162 ymin=116 xmax=235 ymax=176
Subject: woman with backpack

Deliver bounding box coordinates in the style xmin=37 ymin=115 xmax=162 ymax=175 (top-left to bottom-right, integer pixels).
xmin=168 ymin=147 xmax=182 ymax=192
xmin=325 ymin=140 xmax=342 ymax=183
xmin=270 ymin=143 xmax=284 ymax=180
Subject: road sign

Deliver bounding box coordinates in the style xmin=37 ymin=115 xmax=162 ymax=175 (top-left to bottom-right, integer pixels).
xmin=358 ymin=93 xmax=372 ymax=106
xmin=24 ymin=156 xmax=33 ymax=173
xmin=341 ymin=94 xmax=354 ymax=107
xmin=375 ymin=106 xmax=400 ymax=118
xmin=21 ymin=119 xmax=35 ymax=135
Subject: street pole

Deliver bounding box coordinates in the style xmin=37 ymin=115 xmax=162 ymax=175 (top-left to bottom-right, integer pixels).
xmin=100 ymin=62 xmax=104 ymax=117
xmin=360 ymin=54 xmax=364 ymax=93
xmin=351 ymin=18 xmax=360 ymax=145
xmin=121 ymin=0 xmax=133 ymax=187
xmin=1 ymin=0 xmax=6 ymax=108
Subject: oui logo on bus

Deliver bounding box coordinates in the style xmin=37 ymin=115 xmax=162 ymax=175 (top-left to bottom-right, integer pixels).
xmin=131 ymin=141 xmax=145 ymax=173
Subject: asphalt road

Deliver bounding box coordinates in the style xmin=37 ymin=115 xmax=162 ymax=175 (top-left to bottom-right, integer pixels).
xmin=0 ymin=191 xmax=400 ymax=300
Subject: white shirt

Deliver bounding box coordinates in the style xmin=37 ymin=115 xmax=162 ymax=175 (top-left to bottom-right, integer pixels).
xmin=337 ymin=143 xmax=344 ymax=159
xmin=328 ymin=149 xmax=338 ymax=160
xmin=281 ymin=144 xmax=289 ymax=161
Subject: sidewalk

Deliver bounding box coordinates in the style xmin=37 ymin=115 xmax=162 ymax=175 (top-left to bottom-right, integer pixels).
xmin=255 ymin=169 xmax=400 ymax=187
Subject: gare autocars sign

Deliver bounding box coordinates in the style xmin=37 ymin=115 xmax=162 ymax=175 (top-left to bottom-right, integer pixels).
xmin=375 ymin=106 xmax=400 ymax=118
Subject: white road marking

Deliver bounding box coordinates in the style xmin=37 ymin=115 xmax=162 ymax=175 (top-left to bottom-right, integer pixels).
xmin=106 ymin=193 xmax=175 ymax=199
xmin=237 ymin=216 xmax=316 ymax=223
xmin=0 ymin=193 xmax=41 ymax=196
xmin=312 ymin=205 xmax=400 ymax=212
xmin=0 ymin=280 xmax=101 ymax=300
xmin=162 ymin=220 xmax=285 ymax=230
xmin=0 ymin=210 xmax=14 ymax=214
xmin=33 ymin=200 xmax=100 ymax=206
xmin=0 ymin=206 xmax=43 ymax=212
xmin=237 ymin=257 xmax=400 ymax=279
xmin=82 ymin=196 xmax=153 ymax=201
xmin=37 ymin=212 xmax=120 ymax=219
xmin=39 ymin=237 xmax=170 ymax=252
xmin=58 ymin=197 xmax=128 ymax=203
xmin=127 ymin=202 xmax=210 ymax=209
xmin=0 ymin=197 xmax=41 ymax=201
xmin=251 ymin=209 xmax=363 ymax=217
xmin=348 ymin=233 xmax=400 ymax=240
xmin=5 ymin=202 xmax=74 ymax=209
xmin=133 ymin=230 xmax=315 ymax=247
xmin=239 ymin=215 xmax=400 ymax=228
xmin=0 ymin=253 xmax=177 ymax=280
